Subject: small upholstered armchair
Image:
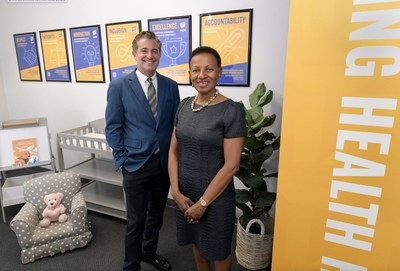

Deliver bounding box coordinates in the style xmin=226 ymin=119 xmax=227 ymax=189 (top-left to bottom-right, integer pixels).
xmin=10 ymin=172 xmax=92 ymax=264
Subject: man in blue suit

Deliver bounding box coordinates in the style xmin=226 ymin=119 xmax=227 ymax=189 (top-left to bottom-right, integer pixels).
xmin=105 ymin=31 xmax=180 ymax=271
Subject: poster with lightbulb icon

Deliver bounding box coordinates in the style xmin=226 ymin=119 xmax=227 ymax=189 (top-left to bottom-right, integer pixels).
xmin=40 ymin=28 xmax=71 ymax=82
xmin=106 ymin=21 xmax=142 ymax=81
xmin=148 ymin=15 xmax=191 ymax=85
xmin=70 ymin=25 xmax=105 ymax=83
xmin=200 ymin=9 xmax=252 ymax=86
xmin=13 ymin=32 xmax=42 ymax=81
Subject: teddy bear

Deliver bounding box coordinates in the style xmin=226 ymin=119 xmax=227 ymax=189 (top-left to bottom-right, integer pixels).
xmin=39 ymin=192 xmax=68 ymax=227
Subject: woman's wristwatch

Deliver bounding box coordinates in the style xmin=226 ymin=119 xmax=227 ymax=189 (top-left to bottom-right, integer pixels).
xmin=200 ymin=197 xmax=207 ymax=207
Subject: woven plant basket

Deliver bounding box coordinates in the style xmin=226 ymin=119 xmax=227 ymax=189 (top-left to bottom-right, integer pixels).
xmin=236 ymin=215 xmax=274 ymax=270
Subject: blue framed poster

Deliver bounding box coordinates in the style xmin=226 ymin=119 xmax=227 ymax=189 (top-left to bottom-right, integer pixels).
xmin=70 ymin=25 xmax=105 ymax=83
xmin=148 ymin=15 xmax=191 ymax=85
xmin=40 ymin=29 xmax=71 ymax=82
xmin=13 ymin=32 xmax=42 ymax=81
xmin=106 ymin=20 xmax=142 ymax=81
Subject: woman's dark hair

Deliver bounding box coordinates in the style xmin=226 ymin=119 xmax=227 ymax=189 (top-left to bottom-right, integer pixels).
xmin=189 ymin=46 xmax=222 ymax=67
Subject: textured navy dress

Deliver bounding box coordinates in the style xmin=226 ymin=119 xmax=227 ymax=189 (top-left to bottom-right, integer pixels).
xmin=174 ymin=97 xmax=246 ymax=260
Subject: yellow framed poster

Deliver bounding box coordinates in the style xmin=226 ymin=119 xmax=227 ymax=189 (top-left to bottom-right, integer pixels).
xmin=105 ymin=21 xmax=141 ymax=81
xmin=273 ymin=1 xmax=400 ymax=270
xmin=200 ymin=9 xmax=252 ymax=86
xmin=39 ymin=29 xmax=71 ymax=82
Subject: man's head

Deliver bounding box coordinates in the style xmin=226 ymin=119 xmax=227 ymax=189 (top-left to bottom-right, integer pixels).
xmin=132 ymin=31 xmax=162 ymax=77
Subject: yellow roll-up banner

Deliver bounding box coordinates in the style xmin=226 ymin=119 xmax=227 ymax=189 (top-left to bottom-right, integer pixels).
xmin=273 ymin=1 xmax=400 ymax=270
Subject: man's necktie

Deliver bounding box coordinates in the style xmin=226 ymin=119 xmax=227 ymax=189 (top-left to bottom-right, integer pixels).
xmin=147 ymin=78 xmax=157 ymax=118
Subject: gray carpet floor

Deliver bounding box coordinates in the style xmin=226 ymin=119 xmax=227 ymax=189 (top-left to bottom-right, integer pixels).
xmin=0 ymin=201 xmax=269 ymax=271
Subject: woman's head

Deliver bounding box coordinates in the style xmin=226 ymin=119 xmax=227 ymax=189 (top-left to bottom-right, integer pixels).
xmin=189 ymin=46 xmax=221 ymax=68
xmin=189 ymin=46 xmax=222 ymax=93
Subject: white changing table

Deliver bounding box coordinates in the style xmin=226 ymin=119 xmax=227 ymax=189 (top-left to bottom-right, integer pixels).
xmin=57 ymin=118 xmax=126 ymax=219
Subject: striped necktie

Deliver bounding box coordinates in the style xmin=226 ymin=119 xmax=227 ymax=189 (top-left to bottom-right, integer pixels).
xmin=147 ymin=77 xmax=157 ymax=118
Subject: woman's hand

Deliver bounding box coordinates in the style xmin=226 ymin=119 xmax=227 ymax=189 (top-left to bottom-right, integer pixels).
xmin=184 ymin=201 xmax=206 ymax=224
xmin=172 ymin=192 xmax=195 ymax=213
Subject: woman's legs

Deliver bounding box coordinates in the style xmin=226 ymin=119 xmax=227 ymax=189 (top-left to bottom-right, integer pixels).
xmin=193 ymin=245 xmax=211 ymax=271
xmin=214 ymin=254 xmax=232 ymax=271
xmin=192 ymin=245 xmax=232 ymax=271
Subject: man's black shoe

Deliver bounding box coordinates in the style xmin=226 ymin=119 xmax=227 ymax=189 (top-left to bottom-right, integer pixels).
xmin=142 ymin=253 xmax=171 ymax=271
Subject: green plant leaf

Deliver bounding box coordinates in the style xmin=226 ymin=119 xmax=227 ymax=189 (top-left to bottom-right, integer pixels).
xmin=235 ymin=166 xmax=252 ymax=187
xmin=263 ymin=114 xmax=277 ymax=127
xmin=272 ymin=136 xmax=280 ymax=150
xmin=258 ymin=130 xmax=277 ymax=142
xmin=236 ymin=189 xmax=253 ymax=203
xmin=241 ymin=149 xmax=250 ymax=159
xmin=242 ymin=105 xmax=254 ymax=127
xmin=239 ymin=213 xmax=253 ymax=227
xmin=257 ymin=89 xmax=273 ymax=107
xmin=250 ymin=115 xmax=276 ymax=132
xmin=246 ymin=174 xmax=265 ymax=188
xmin=236 ymin=203 xmax=253 ymax=216
xmin=264 ymin=205 xmax=273 ymax=213
xmin=253 ymin=145 xmax=274 ymax=164
xmin=244 ymin=134 xmax=264 ymax=150
xmin=248 ymin=107 xmax=263 ymax=123
xmin=261 ymin=191 xmax=277 ymax=201
xmin=265 ymin=172 xmax=278 ymax=178
xmin=250 ymin=118 xmax=267 ymax=132
xmin=252 ymin=208 xmax=265 ymax=218
xmin=249 ymin=83 xmax=266 ymax=108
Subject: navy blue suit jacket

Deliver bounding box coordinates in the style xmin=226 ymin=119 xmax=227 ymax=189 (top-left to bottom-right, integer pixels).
xmin=105 ymin=70 xmax=180 ymax=176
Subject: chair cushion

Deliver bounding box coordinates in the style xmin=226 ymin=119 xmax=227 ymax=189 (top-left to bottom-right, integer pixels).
xmin=21 ymin=231 xmax=92 ymax=264
xmin=23 ymin=172 xmax=81 ymax=214
xmin=32 ymin=220 xmax=76 ymax=246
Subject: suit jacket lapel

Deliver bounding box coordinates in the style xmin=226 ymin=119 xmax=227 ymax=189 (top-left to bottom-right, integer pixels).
xmin=127 ymin=71 xmax=155 ymax=119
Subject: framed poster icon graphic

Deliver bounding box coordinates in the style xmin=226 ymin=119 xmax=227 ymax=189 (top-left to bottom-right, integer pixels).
xmin=13 ymin=32 xmax=42 ymax=81
xmin=40 ymin=29 xmax=72 ymax=82
xmin=70 ymin=25 xmax=105 ymax=83
xmin=106 ymin=21 xmax=142 ymax=81
xmin=200 ymin=9 xmax=253 ymax=86
xmin=148 ymin=15 xmax=192 ymax=85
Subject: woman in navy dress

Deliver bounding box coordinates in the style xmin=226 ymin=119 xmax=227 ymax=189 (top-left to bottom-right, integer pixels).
xmin=168 ymin=46 xmax=246 ymax=271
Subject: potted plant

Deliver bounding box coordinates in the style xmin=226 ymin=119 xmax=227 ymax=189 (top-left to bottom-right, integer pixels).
xmin=235 ymin=82 xmax=280 ymax=270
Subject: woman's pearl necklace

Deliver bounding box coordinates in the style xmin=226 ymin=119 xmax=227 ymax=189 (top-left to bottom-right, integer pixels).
xmin=191 ymin=90 xmax=219 ymax=112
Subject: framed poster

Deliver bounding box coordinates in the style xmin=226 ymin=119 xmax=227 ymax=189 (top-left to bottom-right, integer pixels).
xmin=39 ymin=29 xmax=71 ymax=82
xmin=148 ymin=15 xmax=191 ymax=85
xmin=13 ymin=32 xmax=42 ymax=81
xmin=70 ymin=25 xmax=105 ymax=83
xmin=200 ymin=9 xmax=253 ymax=86
xmin=106 ymin=21 xmax=142 ymax=81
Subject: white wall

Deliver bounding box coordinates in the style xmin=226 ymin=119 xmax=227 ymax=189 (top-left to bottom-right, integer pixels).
xmin=0 ymin=0 xmax=290 ymax=193
xmin=0 ymin=64 xmax=9 ymax=120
